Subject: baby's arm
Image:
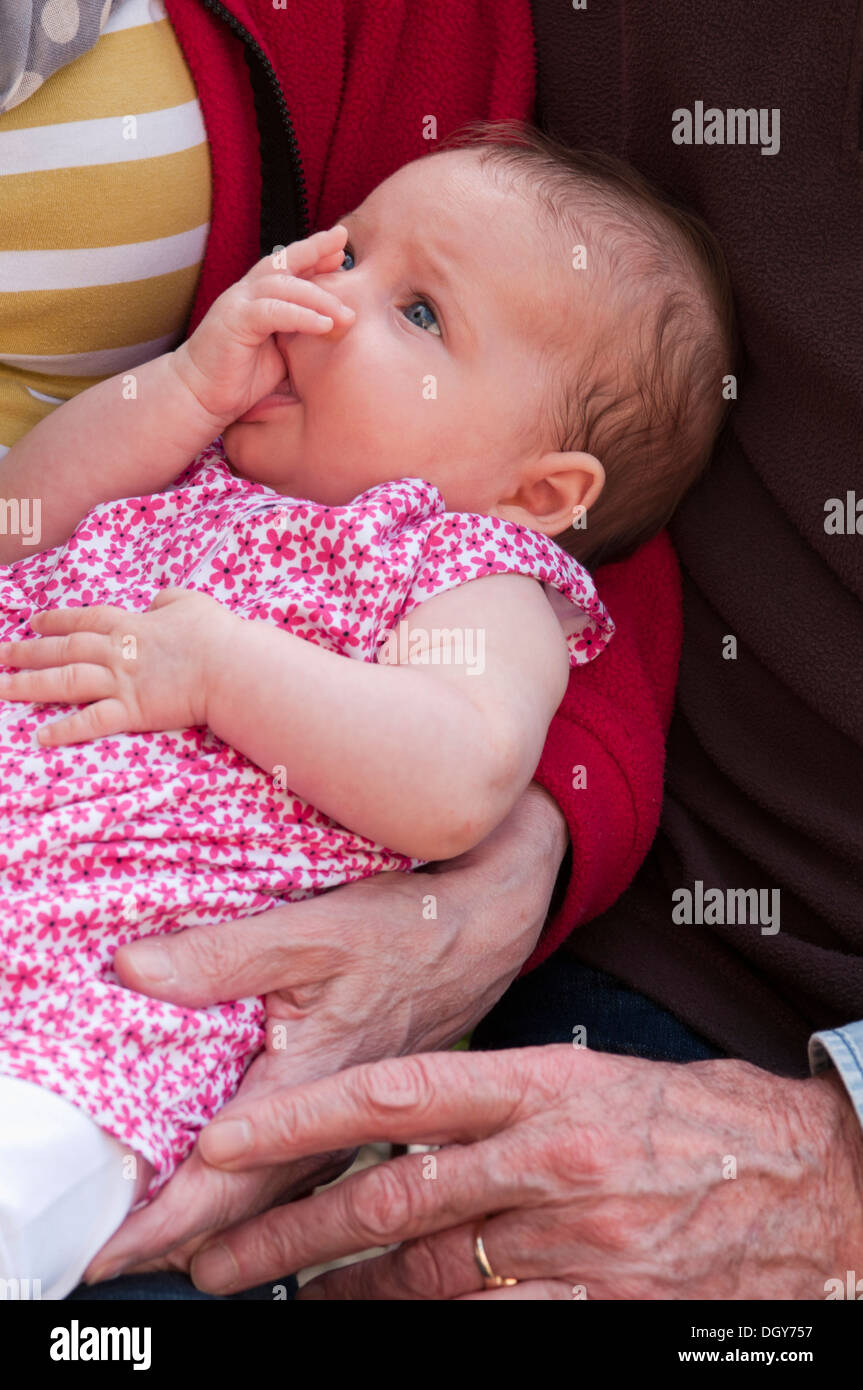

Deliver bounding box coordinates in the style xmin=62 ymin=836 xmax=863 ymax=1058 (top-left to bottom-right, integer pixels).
xmin=0 ymin=227 xmax=352 ymax=564
xmin=204 ymin=573 xmax=570 ymax=861
xmin=0 ymin=356 xmax=225 ymax=563
xmin=0 ymin=572 xmax=569 ymax=861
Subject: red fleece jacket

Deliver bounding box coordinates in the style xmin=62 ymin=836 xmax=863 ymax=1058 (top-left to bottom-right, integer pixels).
xmin=163 ymin=0 xmax=682 ymax=969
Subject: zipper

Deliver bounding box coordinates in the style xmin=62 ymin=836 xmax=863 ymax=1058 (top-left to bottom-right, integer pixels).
xmin=200 ymin=0 xmax=310 ymax=250
xmin=180 ymin=5 xmax=309 ymax=582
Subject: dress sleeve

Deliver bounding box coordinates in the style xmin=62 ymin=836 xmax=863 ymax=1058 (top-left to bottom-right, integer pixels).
xmin=393 ymin=507 xmax=616 ymax=667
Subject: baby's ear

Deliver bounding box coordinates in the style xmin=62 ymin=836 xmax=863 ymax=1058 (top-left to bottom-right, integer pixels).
xmin=495 ymin=451 xmax=604 ymax=537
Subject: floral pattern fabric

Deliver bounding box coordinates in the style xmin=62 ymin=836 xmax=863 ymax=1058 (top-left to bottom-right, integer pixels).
xmin=0 ymin=440 xmax=613 ymax=1192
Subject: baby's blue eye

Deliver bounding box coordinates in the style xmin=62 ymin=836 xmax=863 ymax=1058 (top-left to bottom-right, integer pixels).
xmin=402 ymin=301 xmax=441 ymax=336
xmin=341 ymin=242 xmax=441 ymax=337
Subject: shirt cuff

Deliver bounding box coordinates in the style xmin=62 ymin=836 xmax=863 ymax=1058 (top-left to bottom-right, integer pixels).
xmin=808 ymin=1021 xmax=863 ymax=1132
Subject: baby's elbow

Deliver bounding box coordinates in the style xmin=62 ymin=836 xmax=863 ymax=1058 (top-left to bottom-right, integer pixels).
xmin=410 ymin=815 xmax=493 ymax=865
xmin=415 ymin=725 xmax=526 ymax=863
xmin=418 ymin=812 xmax=492 ymax=864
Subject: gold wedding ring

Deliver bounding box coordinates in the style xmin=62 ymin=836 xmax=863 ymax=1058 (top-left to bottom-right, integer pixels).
xmin=473 ymin=1218 xmax=519 ymax=1289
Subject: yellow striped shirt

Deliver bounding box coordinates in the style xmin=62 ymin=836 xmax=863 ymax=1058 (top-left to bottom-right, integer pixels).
xmin=0 ymin=0 xmax=212 ymax=455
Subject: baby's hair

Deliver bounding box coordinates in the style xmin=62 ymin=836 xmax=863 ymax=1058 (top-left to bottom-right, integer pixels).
xmin=433 ymin=120 xmax=740 ymax=568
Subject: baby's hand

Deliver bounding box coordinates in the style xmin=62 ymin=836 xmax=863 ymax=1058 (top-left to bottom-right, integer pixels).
xmin=0 ymin=589 xmax=232 ymax=746
xmin=172 ymin=226 xmax=355 ymax=426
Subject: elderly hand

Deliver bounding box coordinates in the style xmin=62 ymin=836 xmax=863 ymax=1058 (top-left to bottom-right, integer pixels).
xmin=184 ymin=1045 xmax=863 ymax=1300
xmin=84 ymin=781 xmax=568 ymax=1284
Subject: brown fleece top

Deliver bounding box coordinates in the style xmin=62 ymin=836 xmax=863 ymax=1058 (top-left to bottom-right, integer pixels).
xmin=532 ymin=0 xmax=863 ymax=1075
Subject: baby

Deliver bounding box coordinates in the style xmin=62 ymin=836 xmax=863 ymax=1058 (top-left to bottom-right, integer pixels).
xmin=0 ymin=123 xmax=735 ymax=1296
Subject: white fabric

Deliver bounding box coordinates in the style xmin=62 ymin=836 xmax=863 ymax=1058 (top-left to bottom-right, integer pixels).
xmin=0 ymin=99 xmax=209 ymax=177
xmin=0 ymin=1075 xmax=135 ymax=1299
xmin=0 ymin=224 xmax=209 ymax=292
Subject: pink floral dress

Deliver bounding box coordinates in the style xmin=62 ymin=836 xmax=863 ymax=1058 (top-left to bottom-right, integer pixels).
xmin=0 ymin=440 xmax=614 ymax=1191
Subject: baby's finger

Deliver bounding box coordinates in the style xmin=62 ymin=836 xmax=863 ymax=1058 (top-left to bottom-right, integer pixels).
xmin=250 ymin=273 xmax=354 ymax=326
xmin=30 ymin=604 xmax=131 ymax=636
xmin=254 ymin=224 xmax=348 ymax=280
xmin=237 ymin=299 xmax=337 ymax=339
xmin=310 ymin=248 xmax=346 ymax=274
xmin=0 ymin=631 xmax=110 ymax=670
xmin=0 ymin=661 xmax=114 ymax=707
xmin=38 ymin=697 xmax=129 ymax=747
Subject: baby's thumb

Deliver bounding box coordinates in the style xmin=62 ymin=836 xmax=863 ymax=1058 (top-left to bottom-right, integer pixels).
xmin=146 ymin=586 xmax=188 ymax=612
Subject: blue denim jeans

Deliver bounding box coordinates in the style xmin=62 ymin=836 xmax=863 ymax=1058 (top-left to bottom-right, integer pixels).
xmin=66 ymin=1271 xmax=294 ymax=1301
xmin=471 ymin=953 xmax=725 ymax=1062
xmin=66 ymin=956 xmax=719 ymax=1299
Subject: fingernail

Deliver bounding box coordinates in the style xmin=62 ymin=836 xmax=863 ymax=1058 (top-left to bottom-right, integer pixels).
xmin=127 ymin=942 xmax=174 ymax=983
xmin=297 ymin=1280 xmax=326 ymax=1300
xmin=338 ymin=304 xmax=356 ymax=319
xmin=191 ymin=1242 xmax=239 ymax=1293
xmin=200 ymin=1117 xmax=253 ymax=1163
xmin=84 ymin=1261 xmax=122 ymax=1285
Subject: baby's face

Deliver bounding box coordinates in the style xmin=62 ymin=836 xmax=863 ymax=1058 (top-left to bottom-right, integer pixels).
xmin=223 ymin=151 xmax=598 ymax=518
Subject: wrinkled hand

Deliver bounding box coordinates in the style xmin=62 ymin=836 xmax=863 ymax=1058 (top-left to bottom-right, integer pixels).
xmin=173 ymin=225 xmax=355 ymax=426
xmin=84 ymin=782 xmax=569 ymax=1284
xmin=0 ymin=588 xmax=229 ymax=746
xmin=183 ymin=1046 xmax=863 ymax=1300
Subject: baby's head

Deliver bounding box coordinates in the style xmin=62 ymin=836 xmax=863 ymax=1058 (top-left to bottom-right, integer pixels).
xmin=223 ymin=121 xmax=737 ymax=567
